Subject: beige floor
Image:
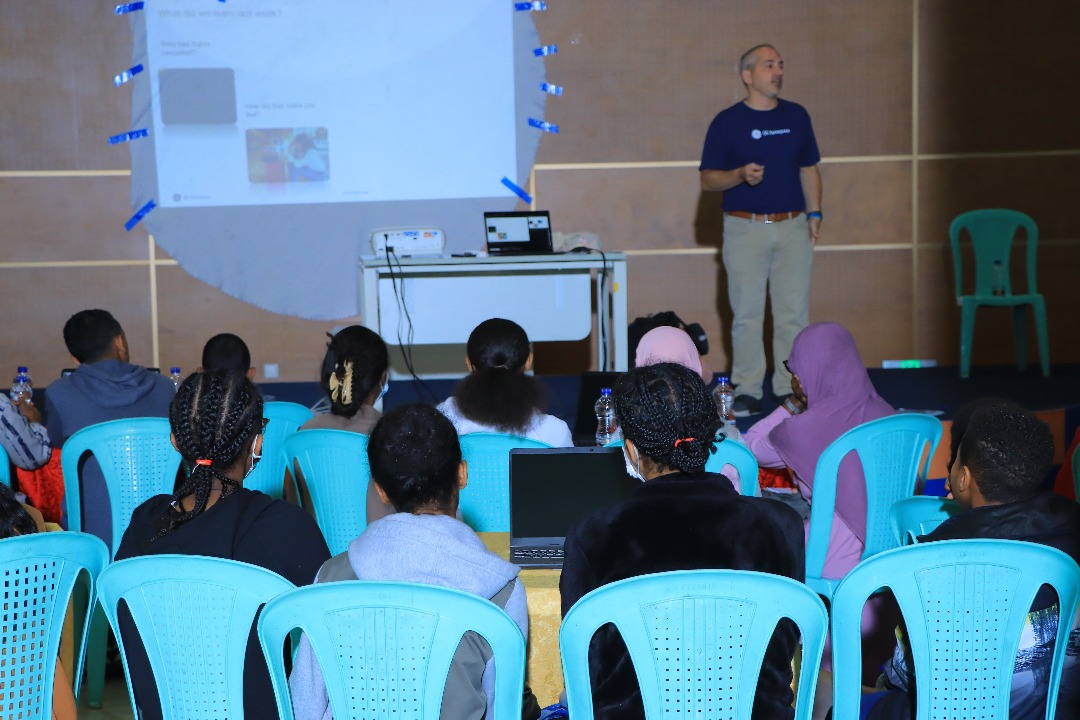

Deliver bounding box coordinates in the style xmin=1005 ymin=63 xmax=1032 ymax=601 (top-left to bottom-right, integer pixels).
xmin=76 ymin=678 xmax=133 ymax=720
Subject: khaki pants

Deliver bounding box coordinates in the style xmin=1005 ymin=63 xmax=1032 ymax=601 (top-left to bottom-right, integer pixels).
xmin=721 ymin=213 xmax=812 ymax=398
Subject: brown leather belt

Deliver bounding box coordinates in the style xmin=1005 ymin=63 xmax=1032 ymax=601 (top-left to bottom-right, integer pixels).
xmin=726 ymin=210 xmax=803 ymax=223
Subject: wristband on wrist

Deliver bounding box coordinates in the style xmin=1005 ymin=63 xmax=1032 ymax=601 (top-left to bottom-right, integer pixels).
xmin=783 ymin=397 xmax=803 ymax=415
xmin=806 ymin=211 xmax=823 ymax=221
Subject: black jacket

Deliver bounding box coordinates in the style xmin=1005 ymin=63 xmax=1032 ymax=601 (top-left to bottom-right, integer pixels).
xmin=560 ymin=472 xmax=806 ymax=720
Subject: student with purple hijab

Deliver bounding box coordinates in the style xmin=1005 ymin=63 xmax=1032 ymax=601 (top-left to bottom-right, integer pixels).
xmin=743 ymin=322 xmax=894 ymax=579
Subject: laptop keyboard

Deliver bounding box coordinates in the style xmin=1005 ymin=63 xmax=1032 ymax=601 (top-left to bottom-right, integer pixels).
xmin=512 ymin=547 xmax=565 ymax=560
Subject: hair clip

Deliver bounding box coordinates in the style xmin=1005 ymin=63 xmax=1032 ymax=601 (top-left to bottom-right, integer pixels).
xmin=673 ymin=437 xmax=695 ymax=448
xmin=194 ymin=459 xmax=212 ymax=466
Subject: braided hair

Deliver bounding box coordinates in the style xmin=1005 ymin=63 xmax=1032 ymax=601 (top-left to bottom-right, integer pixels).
xmin=155 ymin=369 xmax=264 ymax=538
xmin=614 ymin=362 xmax=722 ymax=475
xmin=320 ymin=326 xmax=389 ymax=418
xmin=452 ymin=318 xmax=545 ymax=434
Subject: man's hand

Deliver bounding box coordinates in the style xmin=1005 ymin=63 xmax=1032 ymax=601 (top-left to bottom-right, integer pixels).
xmin=16 ymin=397 xmax=42 ymax=425
xmin=741 ymin=163 xmax=765 ymax=186
xmin=808 ymin=215 xmax=821 ymax=245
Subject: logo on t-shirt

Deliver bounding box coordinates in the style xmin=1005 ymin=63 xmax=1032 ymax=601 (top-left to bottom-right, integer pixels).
xmin=751 ymin=128 xmax=791 ymax=140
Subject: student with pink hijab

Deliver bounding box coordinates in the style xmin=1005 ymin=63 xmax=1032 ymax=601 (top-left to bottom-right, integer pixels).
xmin=634 ymin=326 xmax=713 ymax=384
xmin=743 ymin=322 xmax=894 ymax=579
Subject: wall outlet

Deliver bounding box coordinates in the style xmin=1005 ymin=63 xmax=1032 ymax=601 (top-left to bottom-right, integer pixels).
xmin=263 ymin=363 xmax=279 ymax=379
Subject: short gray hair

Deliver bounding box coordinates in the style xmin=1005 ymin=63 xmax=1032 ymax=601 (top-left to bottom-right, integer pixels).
xmin=739 ymin=44 xmax=776 ymax=75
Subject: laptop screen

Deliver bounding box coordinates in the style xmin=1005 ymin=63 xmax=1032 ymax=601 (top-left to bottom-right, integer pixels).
xmin=510 ymin=446 xmax=638 ymax=544
xmin=484 ymin=211 xmax=553 ymax=254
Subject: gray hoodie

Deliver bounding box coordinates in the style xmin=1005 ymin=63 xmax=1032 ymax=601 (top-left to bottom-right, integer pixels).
xmin=289 ymin=512 xmax=528 ymax=720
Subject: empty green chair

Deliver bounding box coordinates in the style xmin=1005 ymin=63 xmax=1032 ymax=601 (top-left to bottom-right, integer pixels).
xmin=950 ymin=209 xmax=1049 ymax=378
xmin=805 ymin=413 xmax=942 ymax=599
xmin=0 ymin=532 xmax=108 ymax=718
xmin=560 ymin=569 xmax=828 ymax=720
xmin=284 ymin=429 xmax=370 ymax=555
xmin=889 ymin=495 xmax=960 ymax=546
xmin=59 ymin=416 xmax=182 ymax=708
xmin=97 ymin=555 xmax=295 ymax=720
xmin=458 ymin=433 xmax=552 ymax=532
xmin=243 ymin=401 xmax=313 ymax=498
xmin=831 ymin=539 xmax=1080 ymax=720
xmin=258 ymin=581 xmax=526 ymax=720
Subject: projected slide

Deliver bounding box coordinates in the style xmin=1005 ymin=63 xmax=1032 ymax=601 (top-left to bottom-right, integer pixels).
xmin=145 ymin=0 xmax=517 ymax=208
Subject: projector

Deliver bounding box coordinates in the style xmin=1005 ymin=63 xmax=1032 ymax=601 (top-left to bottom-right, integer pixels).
xmin=370 ymin=228 xmax=445 ymax=257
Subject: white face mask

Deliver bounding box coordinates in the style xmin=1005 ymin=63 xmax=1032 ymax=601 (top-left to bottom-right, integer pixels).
xmin=377 ymin=380 xmax=390 ymax=400
xmin=623 ymin=446 xmax=645 ymax=482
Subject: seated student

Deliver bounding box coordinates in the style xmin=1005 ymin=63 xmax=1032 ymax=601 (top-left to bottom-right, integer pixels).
xmin=289 ymin=403 xmax=536 ymax=720
xmin=0 ymin=482 xmax=75 ymax=720
xmin=560 ymin=363 xmax=805 ymax=720
xmin=115 ymin=370 xmax=330 ymax=720
xmin=45 ymin=309 xmax=175 ymax=544
xmin=0 ymin=392 xmax=50 ymax=470
xmin=868 ymin=398 xmax=1080 ymax=720
xmin=299 ymin=325 xmax=391 ymax=522
xmin=438 ymin=318 xmax=572 ymax=448
xmin=198 ymin=332 xmax=255 ymax=377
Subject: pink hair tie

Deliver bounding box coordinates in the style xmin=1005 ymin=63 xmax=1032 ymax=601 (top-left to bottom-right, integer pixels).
xmin=194 ymin=459 xmax=212 ymax=466
xmin=673 ymin=437 xmax=695 ymax=448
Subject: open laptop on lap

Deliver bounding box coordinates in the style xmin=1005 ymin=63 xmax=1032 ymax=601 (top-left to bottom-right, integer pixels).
xmin=509 ymin=446 xmax=637 ymax=569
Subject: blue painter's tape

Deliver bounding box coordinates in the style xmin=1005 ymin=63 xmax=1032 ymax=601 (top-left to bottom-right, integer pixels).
xmin=528 ymin=118 xmax=559 ymax=134
xmin=501 ymin=176 xmax=532 ymax=205
xmin=114 ymin=2 xmax=144 ymax=14
xmin=515 ymin=1 xmax=546 ymax=10
xmin=108 ymin=128 xmax=149 ymax=145
xmin=540 ymin=82 xmax=563 ymax=96
xmin=125 ymin=199 xmax=156 ymax=232
xmin=112 ymin=63 xmax=144 ymax=87
xmin=533 ymin=44 xmax=557 ymax=57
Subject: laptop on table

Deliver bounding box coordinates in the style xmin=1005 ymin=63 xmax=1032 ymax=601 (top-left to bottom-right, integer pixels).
xmin=509 ymin=446 xmax=638 ymax=569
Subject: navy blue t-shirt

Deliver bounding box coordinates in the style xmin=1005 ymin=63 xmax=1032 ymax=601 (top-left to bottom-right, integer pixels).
xmin=699 ymin=99 xmax=821 ymax=214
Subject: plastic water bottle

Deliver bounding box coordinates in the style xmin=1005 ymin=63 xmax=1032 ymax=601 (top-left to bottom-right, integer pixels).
xmin=9 ymin=370 xmax=31 ymax=404
xmin=594 ymin=388 xmax=617 ymax=446
xmin=712 ymin=375 xmax=735 ymax=422
xmin=991 ymin=260 xmax=1005 ymax=296
xmin=169 ymin=367 xmax=182 ymax=391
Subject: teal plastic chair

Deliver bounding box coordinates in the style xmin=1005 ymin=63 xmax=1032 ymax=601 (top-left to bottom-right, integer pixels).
xmin=605 ymin=436 xmax=760 ymax=496
xmin=258 ymin=581 xmax=526 ymax=720
xmin=950 ymin=209 xmax=1049 ymax=378
xmin=97 ymin=555 xmax=295 ymax=720
xmin=458 ymin=433 xmax=552 ymax=531
xmin=560 ymin=569 xmax=828 ymax=720
xmin=706 ymin=438 xmax=760 ymax=496
xmin=0 ymin=532 xmax=108 ymax=718
xmin=0 ymin=443 xmax=10 ymax=486
xmin=243 ymin=401 xmax=313 ymax=498
xmin=889 ymin=495 xmax=961 ymax=546
xmin=805 ymin=413 xmax=942 ymax=599
xmin=284 ymin=429 xmax=370 ymax=555
xmin=831 ymin=539 xmax=1080 ymax=720
xmin=59 ymin=416 xmax=182 ymax=708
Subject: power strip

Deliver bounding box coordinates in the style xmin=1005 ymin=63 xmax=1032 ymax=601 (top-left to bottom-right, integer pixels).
xmin=370 ymin=228 xmax=445 ymax=257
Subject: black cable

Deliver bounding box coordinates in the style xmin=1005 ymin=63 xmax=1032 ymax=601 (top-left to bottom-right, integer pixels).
xmin=386 ymin=248 xmax=438 ymax=403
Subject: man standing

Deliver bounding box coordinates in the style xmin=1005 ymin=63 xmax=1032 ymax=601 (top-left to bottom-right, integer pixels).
xmin=46 ymin=309 xmax=175 ymax=546
xmin=700 ymin=44 xmax=822 ymax=416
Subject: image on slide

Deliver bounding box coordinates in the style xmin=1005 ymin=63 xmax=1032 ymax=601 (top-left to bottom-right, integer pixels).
xmin=246 ymin=128 xmax=330 ymax=183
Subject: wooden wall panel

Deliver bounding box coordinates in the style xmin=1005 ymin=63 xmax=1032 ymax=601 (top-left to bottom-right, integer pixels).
xmin=816 ymin=162 xmax=912 ymax=247
xmin=156 ymin=266 xmax=357 ymax=383
xmin=0 ymin=267 xmax=153 ymax=380
xmin=0 ymin=3 xmax=131 ymax=170
xmin=0 ymin=176 xmax=144 ymax=261
xmin=918 ymin=0 xmax=1080 ymax=154
xmin=917 ymin=156 xmax=1080 ymax=245
xmin=533 ymin=0 xmax=912 ymax=164
xmin=809 ymin=249 xmax=913 ymax=365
